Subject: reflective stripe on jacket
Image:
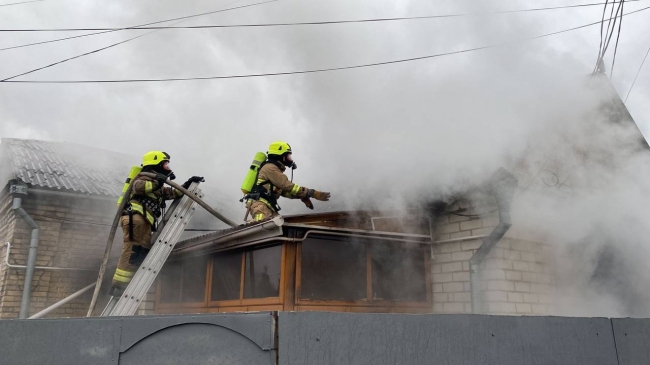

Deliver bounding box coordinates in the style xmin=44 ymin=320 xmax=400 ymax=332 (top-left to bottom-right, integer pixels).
xmin=125 ymin=174 xmax=183 ymax=225
xmin=253 ymin=162 xmax=309 ymax=209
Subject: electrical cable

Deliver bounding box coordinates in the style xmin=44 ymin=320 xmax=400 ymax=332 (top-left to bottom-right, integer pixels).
xmin=4 ymin=5 xmax=649 ymax=84
xmin=0 ymin=0 xmax=44 ymax=8
xmin=593 ymin=0 xmax=626 ymax=75
xmin=0 ymin=0 xmax=642 ymax=32
xmin=601 ymin=0 xmax=623 ymax=65
xmin=624 ymin=42 xmax=650 ymax=102
xmin=0 ymin=0 xmax=278 ymax=52
xmin=609 ymin=0 xmax=625 ymax=77
xmin=594 ymin=0 xmax=618 ymax=73
xmin=0 ymin=0 xmax=272 ymax=81
xmin=594 ymin=0 xmax=610 ymax=73
xmin=1 ymin=28 xmax=161 ymax=81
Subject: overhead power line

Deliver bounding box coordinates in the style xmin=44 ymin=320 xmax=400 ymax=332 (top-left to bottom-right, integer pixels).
xmin=3 ymin=5 xmax=648 ymax=84
xmin=0 ymin=0 xmax=44 ymax=8
xmin=0 ymin=0 xmax=642 ymax=33
xmin=609 ymin=0 xmax=625 ymax=77
xmin=0 ymin=0 xmax=278 ymax=52
xmin=0 ymin=0 xmax=276 ymax=81
xmin=624 ymin=43 xmax=650 ymax=102
xmin=592 ymin=0 xmax=626 ymax=76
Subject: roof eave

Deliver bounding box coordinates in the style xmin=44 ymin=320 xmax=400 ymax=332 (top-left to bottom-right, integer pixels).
xmin=172 ymin=216 xmax=285 ymax=256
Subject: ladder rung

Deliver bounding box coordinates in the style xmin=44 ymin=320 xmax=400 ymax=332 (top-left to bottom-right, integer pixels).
xmin=102 ymin=183 xmax=202 ymax=317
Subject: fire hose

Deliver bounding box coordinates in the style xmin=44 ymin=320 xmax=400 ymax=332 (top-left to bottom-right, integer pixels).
xmin=86 ymin=173 xmax=237 ymax=316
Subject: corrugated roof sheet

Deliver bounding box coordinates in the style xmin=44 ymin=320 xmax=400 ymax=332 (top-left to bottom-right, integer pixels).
xmin=1 ymin=138 xmax=135 ymax=197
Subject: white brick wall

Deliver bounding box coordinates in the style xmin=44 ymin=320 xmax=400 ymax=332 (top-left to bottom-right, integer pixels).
xmin=432 ymin=210 xmax=554 ymax=316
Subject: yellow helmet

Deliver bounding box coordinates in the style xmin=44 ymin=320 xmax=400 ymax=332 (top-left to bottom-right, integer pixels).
xmin=267 ymin=141 xmax=292 ymax=156
xmin=142 ymin=151 xmax=170 ymax=167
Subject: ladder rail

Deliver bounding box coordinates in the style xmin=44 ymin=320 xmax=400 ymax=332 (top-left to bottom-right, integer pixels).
xmin=100 ymin=296 xmax=117 ymax=316
xmin=103 ymin=183 xmax=202 ymax=317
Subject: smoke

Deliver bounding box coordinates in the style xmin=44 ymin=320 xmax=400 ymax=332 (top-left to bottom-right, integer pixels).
xmin=2 ymin=0 xmax=650 ymax=316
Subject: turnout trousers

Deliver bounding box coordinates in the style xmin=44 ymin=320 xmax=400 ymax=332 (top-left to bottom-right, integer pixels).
xmin=111 ymin=213 xmax=153 ymax=291
xmin=248 ymin=200 xmax=278 ymax=222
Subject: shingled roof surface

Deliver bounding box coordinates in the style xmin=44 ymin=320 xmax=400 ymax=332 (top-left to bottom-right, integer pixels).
xmin=0 ymin=138 xmax=135 ymax=196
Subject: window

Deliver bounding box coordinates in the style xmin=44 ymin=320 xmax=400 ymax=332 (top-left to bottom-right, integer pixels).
xmin=181 ymin=257 xmax=208 ymax=302
xmin=159 ymin=261 xmax=182 ymax=304
xmin=244 ymin=245 xmax=282 ymax=299
xmin=159 ymin=256 xmax=208 ymax=304
xmin=301 ymin=237 xmax=367 ymax=301
xmin=210 ymin=245 xmax=283 ymax=302
xmin=371 ymin=241 xmax=426 ymax=301
xmin=299 ymin=235 xmax=428 ymax=303
xmin=210 ymin=251 xmax=242 ymax=302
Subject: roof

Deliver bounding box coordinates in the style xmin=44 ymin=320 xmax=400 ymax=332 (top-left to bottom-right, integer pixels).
xmin=172 ymin=209 xmax=436 ymax=258
xmin=0 ymin=138 xmax=135 ymax=196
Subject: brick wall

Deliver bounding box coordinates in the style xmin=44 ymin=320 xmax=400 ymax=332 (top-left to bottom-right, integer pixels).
xmin=0 ymin=189 xmax=17 ymax=314
xmin=431 ymin=211 xmax=554 ymax=315
xmin=0 ymin=189 xmax=122 ymax=319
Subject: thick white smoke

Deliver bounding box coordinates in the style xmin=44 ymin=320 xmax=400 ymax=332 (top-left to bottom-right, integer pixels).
xmin=1 ymin=0 xmax=650 ymax=316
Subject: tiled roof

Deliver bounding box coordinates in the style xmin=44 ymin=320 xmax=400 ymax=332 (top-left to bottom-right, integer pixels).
xmin=0 ymin=138 xmax=135 ymax=197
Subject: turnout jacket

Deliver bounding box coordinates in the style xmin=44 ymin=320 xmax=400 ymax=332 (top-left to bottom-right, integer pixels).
xmin=255 ymin=162 xmax=308 ymax=210
xmin=125 ymin=174 xmax=183 ymax=225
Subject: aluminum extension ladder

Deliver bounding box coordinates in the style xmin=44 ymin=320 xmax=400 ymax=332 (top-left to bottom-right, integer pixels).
xmin=100 ymin=182 xmax=202 ymax=317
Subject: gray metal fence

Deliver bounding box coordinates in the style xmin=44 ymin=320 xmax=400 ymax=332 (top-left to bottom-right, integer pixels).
xmin=279 ymin=312 xmax=619 ymax=365
xmin=1 ymin=312 xmax=649 ymax=365
xmin=0 ymin=312 xmax=275 ymax=365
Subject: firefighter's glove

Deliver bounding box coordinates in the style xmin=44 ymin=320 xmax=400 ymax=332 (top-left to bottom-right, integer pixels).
xmin=301 ymin=197 xmax=314 ymax=210
xmin=182 ymin=176 xmax=205 ymax=189
xmin=168 ymin=172 xmax=176 ymax=181
xmin=155 ymin=173 xmax=168 ymax=190
xmin=308 ymin=189 xmax=331 ymax=202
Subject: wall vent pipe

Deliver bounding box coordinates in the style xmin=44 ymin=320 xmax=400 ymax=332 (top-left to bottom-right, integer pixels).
xmin=9 ymin=179 xmax=40 ymax=319
xmin=469 ymin=168 xmax=518 ymax=314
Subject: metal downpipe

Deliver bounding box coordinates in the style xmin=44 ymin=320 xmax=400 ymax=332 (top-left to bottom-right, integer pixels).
xmin=469 ymin=168 xmax=518 ymax=314
xmin=12 ymin=197 xmax=40 ymax=319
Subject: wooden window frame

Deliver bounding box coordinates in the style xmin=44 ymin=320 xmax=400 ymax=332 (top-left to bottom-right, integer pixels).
xmin=207 ymin=243 xmax=286 ymax=308
xmin=156 ymin=243 xmax=286 ymax=311
xmin=295 ymin=235 xmax=432 ymax=309
xmin=155 ymin=258 xmax=210 ymax=309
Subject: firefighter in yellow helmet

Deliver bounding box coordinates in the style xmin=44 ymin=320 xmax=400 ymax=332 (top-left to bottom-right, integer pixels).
xmin=247 ymin=141 xmax=330 ymax=221
xmin=109 ymin=151 xmax=204 ymax=296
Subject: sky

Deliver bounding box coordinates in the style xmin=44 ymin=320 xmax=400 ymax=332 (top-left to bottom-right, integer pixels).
xmin=2 ymin=0 xmax=650 ymax=316
xmin=0 ymin=0 xmax=649 ymax=212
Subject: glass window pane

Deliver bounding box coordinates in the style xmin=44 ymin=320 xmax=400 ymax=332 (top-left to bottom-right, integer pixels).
xmin=300 ymin=236 xmax=367 ymax=301
xmin=210 ymin=251 xmax=242 ymax=301
xmin=181 ymin=256 xmax=208 ymax=303
xmin=371 ymin=241 xmax=426 ymax=301
xmin=244 ymin=245 xmax=282 ymax=299
xmin=159 ymin=260 xmax=182 ymax=304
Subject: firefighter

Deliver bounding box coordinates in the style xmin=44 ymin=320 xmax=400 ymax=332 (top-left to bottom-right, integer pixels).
xmin=109 ymin=151 xmax=204 ymax=296
xmin=247 ymin=141 xmax=330 ymax=221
